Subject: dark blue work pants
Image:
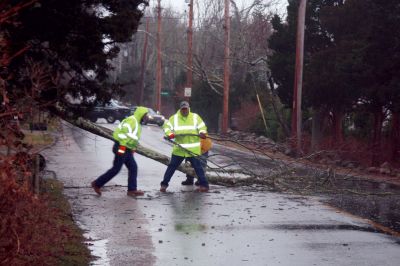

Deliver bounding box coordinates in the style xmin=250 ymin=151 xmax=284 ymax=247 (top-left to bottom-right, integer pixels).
xmin=161 ymin=154 xmax=209 ymax=188
xmin=185 ymin=151 xmax=208 ymax=181
xmin=94 ymin=142 xmax=138 ymax=191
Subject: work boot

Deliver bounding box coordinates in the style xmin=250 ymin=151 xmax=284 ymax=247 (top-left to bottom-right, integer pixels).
xmin=181 ymin=179 xmax=194 ymax=186
xmin=127 ymin=190 xmax=145 ymax=197
xmin=91 ymin=181 xmax=101 ymax=196
xmin=196 ymin=186 xmax=209 ymax=193
xmin=160 ymin=186 xmax=167 ymax=192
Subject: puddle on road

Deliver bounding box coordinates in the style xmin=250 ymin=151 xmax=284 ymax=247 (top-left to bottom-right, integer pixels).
xmin=271 ymin=223 xmax=378 ymax=233
xmin=84 ymin=233 xmax=110 ymax=266
xmin=175 ymin=223 xmax=207 ymax=232
xmin=198 ymin=223 xmax=378 ymax=234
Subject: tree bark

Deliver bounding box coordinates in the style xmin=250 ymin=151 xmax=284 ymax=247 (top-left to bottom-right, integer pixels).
xmin=332 ymin=110 xmax=344 ymax=143
xmin=266 ymin=72 xmax=290 ymax=138
xmin=311 ymin=108 xmax=324 ymax=152
xmin=390 ymin=112 xmax=400 ymax=163
xmin=371 ymin=108 xmax=384 ymax=166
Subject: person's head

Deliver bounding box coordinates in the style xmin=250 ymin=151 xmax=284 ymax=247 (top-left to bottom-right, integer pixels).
xmin=179 ymin=101 xmax=190 ymax=117
xmin=134 ymin=106 xmax=149 ymax=123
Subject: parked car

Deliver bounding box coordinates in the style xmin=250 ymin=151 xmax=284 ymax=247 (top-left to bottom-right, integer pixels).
xmin=87 ymin=99 xmax=133 ymax=123
xmin=63 ymin=96 xmax=134 ymax=123
xmin=142 ymin=108 xmax=165 ymax=126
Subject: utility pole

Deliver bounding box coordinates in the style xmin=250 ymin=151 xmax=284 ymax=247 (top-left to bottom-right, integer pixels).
xmin=155 ymin=0 xmax=162 ymax=111
xmin=139 ymin=18 xmax=149 ymax=106
xmin=186 ymin=0 xmax=194 ymax=102
xmin=291 ymin=0 xmax=307 ymax=153
xmin=222 ymin=0 xmax=230 ymax=134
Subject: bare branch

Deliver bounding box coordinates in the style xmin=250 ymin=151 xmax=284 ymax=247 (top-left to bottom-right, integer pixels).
xmin=1 ymin=45 xmax=31 ymax=67
xmin=0 ymin=0 xmax=37 ymax=24
xmin=193 ymin=55 xmax=223 ymax=96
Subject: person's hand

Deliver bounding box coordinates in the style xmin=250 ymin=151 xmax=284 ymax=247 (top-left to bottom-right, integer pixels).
xmin=199 ymin=132 xmax=207 ymax=139
xmin=132 ymin=149 xmax=136 ymax=154
xmin=168 ymin=133 xmax=175 ymax=140
xmin=117 ymin=145 xmax=126 ymax=155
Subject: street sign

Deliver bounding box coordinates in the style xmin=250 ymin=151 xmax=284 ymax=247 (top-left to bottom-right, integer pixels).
xmin=160 ymin=91 xmax=169 ymax=96
xmin=184 ymin=87 xmax=191 ymax=97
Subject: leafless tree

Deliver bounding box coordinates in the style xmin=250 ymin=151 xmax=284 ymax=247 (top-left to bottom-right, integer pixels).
xmin=112 ymin=0 xmax=287 ymax=129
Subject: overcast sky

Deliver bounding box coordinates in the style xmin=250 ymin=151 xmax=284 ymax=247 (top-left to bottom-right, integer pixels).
xmin=147 ymin=0 xmax=288 ymax=16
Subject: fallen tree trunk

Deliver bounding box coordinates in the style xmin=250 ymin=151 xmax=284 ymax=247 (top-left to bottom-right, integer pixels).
xmin=54 ymin=108 xmax=400 ymax=198
xmin=63 ymin=116 xmax=257 ymax=182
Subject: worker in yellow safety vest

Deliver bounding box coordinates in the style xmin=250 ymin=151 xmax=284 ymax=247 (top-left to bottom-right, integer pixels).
xmin=160 ymin=101 xmax=210 ymax=192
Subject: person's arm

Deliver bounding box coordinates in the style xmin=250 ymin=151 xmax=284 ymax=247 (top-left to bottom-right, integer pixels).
xmin=163 ymin=116 xmax=175 ymax=139
xmin=196 ymin=114 xmax=207 ymax=138
xmin=113 ymin=120 xmax=128 ymax=154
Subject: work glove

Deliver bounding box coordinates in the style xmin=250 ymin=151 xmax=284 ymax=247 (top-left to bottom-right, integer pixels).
xmin=199 ymin=132 xmax=207 ymax=139
xmin=117 ymin=145 xmax=126 ymax=155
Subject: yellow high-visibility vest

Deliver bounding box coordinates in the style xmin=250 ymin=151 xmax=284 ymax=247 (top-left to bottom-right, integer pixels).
xmin=113 ymin=106 xmax=148 ymax=150
xmin=163 ymin=110 xmax=207 ymax=157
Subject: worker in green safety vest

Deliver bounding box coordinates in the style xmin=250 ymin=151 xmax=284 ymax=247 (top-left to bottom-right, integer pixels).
xmin=91 ymin=106 xmax=149 ymax=197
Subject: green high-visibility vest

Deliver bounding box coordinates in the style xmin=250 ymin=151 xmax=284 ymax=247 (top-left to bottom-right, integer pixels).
xmin=113 ymin=106 xmax=148 ymax=150
xmin=163 ymin=110 xmax=207 ymax=157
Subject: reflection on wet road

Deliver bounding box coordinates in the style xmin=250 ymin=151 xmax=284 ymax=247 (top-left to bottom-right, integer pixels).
xmin=43 ymin=122 xmax=400 ymax=265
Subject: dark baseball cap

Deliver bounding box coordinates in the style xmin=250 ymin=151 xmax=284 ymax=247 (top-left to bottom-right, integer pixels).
xmin=180 ymin=101 xmax=190 ymax=109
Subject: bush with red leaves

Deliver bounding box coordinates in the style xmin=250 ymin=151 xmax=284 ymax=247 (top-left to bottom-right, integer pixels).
xmin=0 ymin=155 xmax=80 ymax=265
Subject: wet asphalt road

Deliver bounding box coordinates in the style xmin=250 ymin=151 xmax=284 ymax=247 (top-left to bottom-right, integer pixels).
xmin=43 ymin=121 xmax=400 ymax=266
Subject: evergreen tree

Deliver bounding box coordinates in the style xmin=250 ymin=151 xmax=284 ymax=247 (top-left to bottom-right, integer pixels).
xmin=1 ymin=0 xmax=148 ymax=109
